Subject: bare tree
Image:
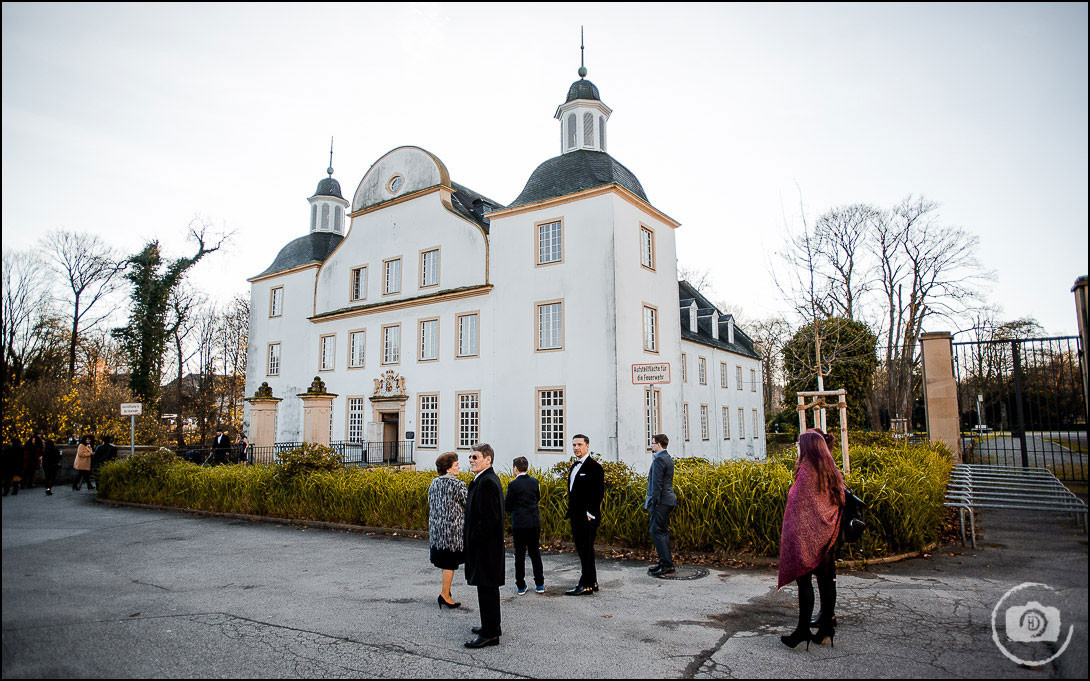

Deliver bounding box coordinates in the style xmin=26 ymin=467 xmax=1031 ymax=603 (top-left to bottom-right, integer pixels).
xmin=812 ymin=204 xmax=883 ymax=320
xmin=41 ymin=230 xmax=126 ymax=379
xmin=218 ymin=295 xmax=249 ymax=432
xmin=165 ymin=286 xmax=201 ymax=446
xmin=2 ymin=250 xmax=57 ymax=389
xmin=748 ymin=316 xmax=792 ymax=415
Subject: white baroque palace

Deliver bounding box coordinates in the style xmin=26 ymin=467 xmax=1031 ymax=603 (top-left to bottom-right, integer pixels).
xmin=244 ymin=70 xmax=765 ymax=470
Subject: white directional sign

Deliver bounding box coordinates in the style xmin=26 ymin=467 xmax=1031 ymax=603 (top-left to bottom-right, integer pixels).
xmin=120 ymin=402 xmax=143 ymax=416
xmin=632 ymin=363 xmax=671 ymax=385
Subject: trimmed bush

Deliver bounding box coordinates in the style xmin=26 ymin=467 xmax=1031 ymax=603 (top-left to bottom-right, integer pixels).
xmin=98 ymin=441 xmax=952 ymax=558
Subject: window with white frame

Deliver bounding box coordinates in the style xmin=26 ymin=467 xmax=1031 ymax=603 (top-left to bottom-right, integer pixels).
xmin=736 ymin=365 xmax=743 ymax=391
xmin=738 ymin=407 xmax=745 ymax=439
xmin=457 ymin=392 xmax=480 ymax=449
xmin=383 ymin=258 xmax=401 ymax=295
xmin=537 ymin=301 xmax=563 ymax=351
xmin=382 ymin=324 xmax=400 ymax=364
xmin=753 ymin=409 xmax=760 ymax=439
xmin=418 ymin=394 xmax=439 ymax=448
xmin=347 ymin=397 xmax=366 ymax=442
xmin=351 ymin=267 xmax=367 ymax=301
xmin=640 ymin=226 xmax=655 ymax=270
xmin=720 ymin=362 xmax=728 ymax=389
xmin=698 ymin=357 xmax=707 ymax=385
xmin=683 ymin=403 xmax=690 ymax=441
xmin=538 ymin=388 xmax=565 ymax=451
xmin=681 ymin=353 xmax=687 ymax=383
xmin=419 ymin=319 xmax=439 ymax=361
xmin=643 ymin=305 xmax=658 ymax=352
xmin=320 ymin=334 xmax=335 ymax=371
xmin=645 ymin=386 xmax=660 ymax=449
xmin=421 ymin=249 xmax=440 ymax=288
xmin=751 ymin=368 xmax=757 ymax=392
xmin=457 ymin=313 xmax=479 ymax=357
xmin=700 ymin=404 xmax=709 ymax=440
xmin=267 ymin=343 xmax=281 ymax=376
xmin=349 ymin=330 xmax=365 ymax=368
xmin=270 ymin=287 xmax=283 ymax=318
xmin=722 ymin=406 xmax=731 ymax=439
xmin=537 ymin=220 xmax=562 ymax=265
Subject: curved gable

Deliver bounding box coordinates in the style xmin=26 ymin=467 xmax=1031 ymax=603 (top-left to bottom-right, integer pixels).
xmin=352 ymin=146 xmax=451 ymax=213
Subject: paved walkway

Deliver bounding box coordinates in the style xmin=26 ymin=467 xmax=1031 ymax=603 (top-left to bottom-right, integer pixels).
xmin=2 ymin=488 xmax=1086 ymax=678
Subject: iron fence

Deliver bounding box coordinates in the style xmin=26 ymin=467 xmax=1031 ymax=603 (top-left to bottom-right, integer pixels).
xmin=953 ymin=335 xmax=1087 ymax=482
xmin=244 ymin=441 xmax=414 ymax=467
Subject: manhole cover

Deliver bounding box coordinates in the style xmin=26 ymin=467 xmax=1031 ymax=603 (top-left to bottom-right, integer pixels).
xmin=654 ymin=566 xmax=708 ymax=581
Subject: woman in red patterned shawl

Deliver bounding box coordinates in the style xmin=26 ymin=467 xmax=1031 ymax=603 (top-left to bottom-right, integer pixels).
xmin=778 ymin=429 xmax=845 ymax=649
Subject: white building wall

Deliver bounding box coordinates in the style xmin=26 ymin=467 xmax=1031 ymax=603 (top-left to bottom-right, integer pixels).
xmin=679 ymin=339 xmax=765 ymax=460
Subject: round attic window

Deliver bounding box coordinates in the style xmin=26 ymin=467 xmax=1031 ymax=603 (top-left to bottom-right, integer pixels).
xmin=387 ymin=175 xmax=404 ymax=194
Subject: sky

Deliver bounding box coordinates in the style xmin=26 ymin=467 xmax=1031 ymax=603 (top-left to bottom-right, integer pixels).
xmin=2 ymin=3 xmax=1087 ymax=336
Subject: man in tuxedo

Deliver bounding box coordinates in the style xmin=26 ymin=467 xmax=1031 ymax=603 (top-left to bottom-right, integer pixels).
xmin=463 ymin=443 xmax=505 ymax=648
xmin=211 ymin=428 xmax=231 ymax=466
xmin=645 ymin=433 xmax=677 ymax=577
xmin=504 ymin=456 xmax=545 ymax=595
xmin=565 ymin=433 xmax=605 ymax=596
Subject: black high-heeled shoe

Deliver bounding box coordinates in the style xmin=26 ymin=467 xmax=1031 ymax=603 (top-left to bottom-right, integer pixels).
xmin=812 ymin=623 xmax=835 ymax=647
xmin=780 ymin=628 xmax=812 ymax=650
xmin=438 ymin=595 xmax=460 ymax=609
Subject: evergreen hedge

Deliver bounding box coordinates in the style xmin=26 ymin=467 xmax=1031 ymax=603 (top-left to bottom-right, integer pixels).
xmin=98 ymin=441 xmax=952 ymax=559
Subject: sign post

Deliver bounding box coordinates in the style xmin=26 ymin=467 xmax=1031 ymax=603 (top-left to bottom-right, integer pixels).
xmin=120 ymin=403 xmax=142 ymax=457
xmin=632 ymin=363 xmax=671 ymax=445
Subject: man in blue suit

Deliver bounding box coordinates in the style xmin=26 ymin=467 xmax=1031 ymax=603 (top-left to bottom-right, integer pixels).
xmin=645 ymin=433 xmax=676 ymax=577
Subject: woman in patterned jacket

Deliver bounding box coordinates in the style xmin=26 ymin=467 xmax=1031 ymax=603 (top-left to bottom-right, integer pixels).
xmin=428 ymin=452 xmax=468 ymax=609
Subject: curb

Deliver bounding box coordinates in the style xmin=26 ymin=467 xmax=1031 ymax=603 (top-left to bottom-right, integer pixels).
xmin=94 ymin=497 xmax=939 ymax=569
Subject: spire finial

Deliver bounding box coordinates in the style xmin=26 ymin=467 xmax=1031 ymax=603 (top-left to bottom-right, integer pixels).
xmin=578 ymin=27 xmax=587 ymax=79
xmin=327 ymin=137 xmax=334 ymax=177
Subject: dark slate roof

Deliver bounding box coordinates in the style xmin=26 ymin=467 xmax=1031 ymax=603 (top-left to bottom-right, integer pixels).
xmin=508 ymin=150 xmax=648 ymax=208
xmin=566 ymin=78 xmax=601 ymax=102
xmin=451 ymin=182 xmax=506 ymax=233
xmin=255 ymin=232 xmax=344 ymax=279
xmin=677 ymin=280 xmax=762 ymax=360
xmin=311 ymin=177 xmax=344 ymax=200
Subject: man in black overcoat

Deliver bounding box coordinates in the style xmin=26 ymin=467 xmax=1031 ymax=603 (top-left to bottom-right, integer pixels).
xmin=565 ymin=433 xmax=605 ymax=596
xmin=211 ymin=428 xmax=231 ymax=466
xmin=463 ymin=442 xmax=505 ymax=648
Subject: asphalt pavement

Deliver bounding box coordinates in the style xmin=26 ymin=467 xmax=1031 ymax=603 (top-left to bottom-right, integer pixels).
xmin=2 ymin=487 xmax=1087 ymax=678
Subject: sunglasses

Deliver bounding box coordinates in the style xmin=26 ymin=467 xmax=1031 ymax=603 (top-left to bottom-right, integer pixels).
xmin=469 ymin=454 xmax=482 ymax=460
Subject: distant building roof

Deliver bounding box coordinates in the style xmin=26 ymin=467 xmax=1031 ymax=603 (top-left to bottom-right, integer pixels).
xmin=450 ymin=182 xmax=505 ymax=233
xmin=254 ymin=232 xmax=343 ymax=279
xmin=508 ymin=150 xmax=648 ymax=208
xmin=677 ymin=280 xmax=762 ymax=360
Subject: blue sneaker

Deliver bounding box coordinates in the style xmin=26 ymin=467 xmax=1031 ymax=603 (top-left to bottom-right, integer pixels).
xmin=535 ymin=585 xmax=546 ymax=594
xmin=516 ymin=586 xmax=528 ymax=595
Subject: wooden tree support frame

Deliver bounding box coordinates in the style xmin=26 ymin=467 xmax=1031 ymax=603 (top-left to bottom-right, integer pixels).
xmin=797 ymin=389 xmax=850 ymax=473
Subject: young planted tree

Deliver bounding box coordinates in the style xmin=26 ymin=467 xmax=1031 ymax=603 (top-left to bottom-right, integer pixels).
xmin=783 ymin=318 xmax=878 ymax=429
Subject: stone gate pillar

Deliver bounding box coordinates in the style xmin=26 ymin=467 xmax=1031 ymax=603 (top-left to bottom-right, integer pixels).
xmin=298 ymin=377 xmax=338 ymax=447
xmin=1073 ymin=276 xmax=1089 ymax=424
xmin=244 ymin=382 xmax=282 ymax=448
xmin=920 ymin=331 xmax=961 ymax=461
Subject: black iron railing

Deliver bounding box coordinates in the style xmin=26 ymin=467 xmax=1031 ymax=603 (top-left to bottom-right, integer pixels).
xmin=243 ymin=441 xmax=414 ymax=467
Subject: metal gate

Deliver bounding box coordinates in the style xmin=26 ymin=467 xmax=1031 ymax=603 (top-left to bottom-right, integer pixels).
xmin=953 ymin=336 xmax=1087 ymax=482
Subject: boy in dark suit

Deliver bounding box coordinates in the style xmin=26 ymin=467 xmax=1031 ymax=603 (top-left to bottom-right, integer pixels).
xmin=504 ymin=456 xmax=545 ymax=595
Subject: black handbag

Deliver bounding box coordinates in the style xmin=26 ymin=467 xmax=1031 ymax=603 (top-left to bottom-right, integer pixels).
xmin=839 ymin=487 xmax=866 ymax=544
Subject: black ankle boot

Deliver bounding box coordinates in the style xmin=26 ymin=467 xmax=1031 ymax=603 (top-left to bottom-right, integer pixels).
xmin=780 ymin=627 xmax=812 ymax=650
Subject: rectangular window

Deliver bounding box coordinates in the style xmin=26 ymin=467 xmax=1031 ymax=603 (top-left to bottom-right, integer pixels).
xmin=383 ymin=257 xmax=401 ymax=295
xmin=736 ymin=366 xmax=743 ymax=391
xmin=700 ymin=405 xmax=709 ymax=441
xmin=640 ymin=226 xmax=655 ymax=270
xmin=698 ymin=357 xmax=707 ymax=385
xmin=738 ymin=407 xmax=745 ymax=439
xmin=753 ymin=409 xmax=760 ymax=439
xmin=536 ymin=301 xmax=563 ymax=351
xmin=351 ymin=267 xmax=367 ymax=302
xmin=267 ymin=343 xmax=281 ymax=376
xmin=751 ymin=368 xmax=757 ymax=392
xmin=457 ymin=392 xmax=480 ymax=449
xmin=347 ymin=397 xmax=366 ymax=442
xmin=720 ymin=362 xmax=728 ymax=389
xmin=457 ymin=312 xmax=479 ymax=358
xmin=382 ymin=324 xmax=400 ymax=365
xmin=420 ymin=248 xmax=440 ymax=288
xmin=683 ymin=403 xmax=690 ymax=441
xmin=269 ymin=287 xmax=283 ymax=318
xmin=349 ymin=330 xmax=366 ymax=368
xmin=418 ymin=318 xmax=439 ymax=361
xmin=418 ymin=393 xmax=439 ymax=448
xmin=319 ymin=334 xmax=335 ymax=371
xmin=537 ymin=388 xmax=565 ymax=451
xmin=681 ymin=353 xmax=687 ymax=383
xmin=645 ymin=386 xmax=661 ymax=449
xmin=537 ymin=220 xmax=563 ymax=265
xmin=722 ymin=406 xmax=731 ymax=440
xmin=643 ymin=305 xmax=658 ymax=352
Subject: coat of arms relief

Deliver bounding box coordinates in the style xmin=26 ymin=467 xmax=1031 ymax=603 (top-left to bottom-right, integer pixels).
xmin=373 ymin=370 xmax=407 ymax=398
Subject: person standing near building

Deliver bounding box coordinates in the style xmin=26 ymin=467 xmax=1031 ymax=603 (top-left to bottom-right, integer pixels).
xmin=92 ymin=435 xmax=118 ymax=485
xmin=41 ymin=437 xmax=62 ymax=496
xmin=463 ymin=443 xmax=504 ymax=649
xmin=22 ymin=433 xmax=44 ymax=490
xmin=428 ymin=452 xmax=467 ymax=610
xmin=211 ymin=428 xmax=232 ymax=466
xmin=504 ymin=456 xmax=545 ymax=595
xmin=3 ymin=438 xmax=22 ymax=495
xmin=565 ymin=434 xmax=604 ymax=596
xmin=645 ymin=433 xmax=677 ymax=577
xmin=73 ymin=435 xmax=95 ymax=491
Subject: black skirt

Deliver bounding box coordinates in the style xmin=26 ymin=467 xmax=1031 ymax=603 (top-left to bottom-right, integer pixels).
xmin=430 ymin=546 xmax=465 ymax=570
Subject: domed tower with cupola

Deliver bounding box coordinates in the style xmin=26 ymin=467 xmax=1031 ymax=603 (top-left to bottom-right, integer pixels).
xmin=555 ymin=59 xmax=611 ymax=154
xmin=308 ymin=141 xmax=349 ymax=235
